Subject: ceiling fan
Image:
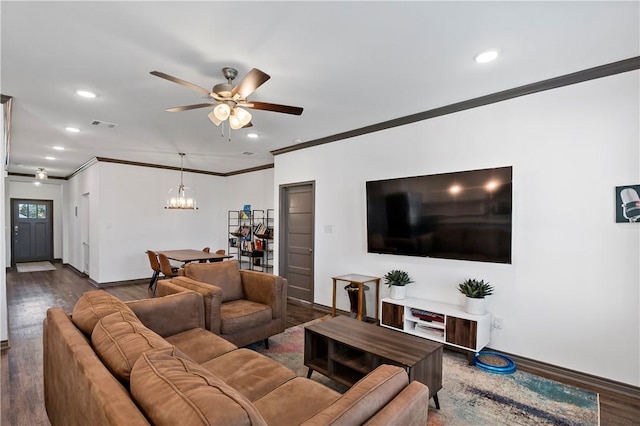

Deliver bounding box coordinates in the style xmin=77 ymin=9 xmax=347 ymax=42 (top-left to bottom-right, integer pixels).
xmin=150 ymin=67 xmax=303 ymax=130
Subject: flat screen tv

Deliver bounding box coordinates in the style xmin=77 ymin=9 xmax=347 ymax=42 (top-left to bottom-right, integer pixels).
xmin=366 ymin=166 xmax=512 ymax=264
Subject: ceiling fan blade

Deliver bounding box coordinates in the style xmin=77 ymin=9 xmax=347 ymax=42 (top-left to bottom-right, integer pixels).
xmin=231 ymin=68 xmax=270 ymax=99
xmin=166 ymin=103 xmax=215 ymax=112
xmin=247 ymin=101 xmax=303 ymax=115
xmin=150 ymin=71 xmax=211 ymax=96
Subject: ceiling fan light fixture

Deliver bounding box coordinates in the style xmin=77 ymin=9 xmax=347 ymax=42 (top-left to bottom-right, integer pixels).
xmin=234 ymin=107 xmax=252 ymax=127
xmin=229 ymin=112 xmax=243 ymax=130
xmin=208 ymin=110 xmax=222 ymax=126
xmin=213 ymin=102 xmax=231 ymax=121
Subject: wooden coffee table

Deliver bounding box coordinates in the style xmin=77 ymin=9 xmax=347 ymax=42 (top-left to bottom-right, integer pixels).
xmin=304 ymin=315 xmax=443 ymax=408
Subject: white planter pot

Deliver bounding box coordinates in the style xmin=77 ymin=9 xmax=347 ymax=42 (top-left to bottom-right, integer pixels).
xmin=389 ymin=286 xmax=406 ymax=300
xmin=465 ymin=297 xmax=486 ymax=315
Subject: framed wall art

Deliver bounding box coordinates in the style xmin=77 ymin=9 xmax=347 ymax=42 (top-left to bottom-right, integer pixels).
xmin=616 ymin=184 xmax=640 ymax=223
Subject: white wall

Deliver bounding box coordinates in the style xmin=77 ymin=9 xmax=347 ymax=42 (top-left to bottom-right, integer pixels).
xmin=274 ymin=71 xmax=640 ymax=386
xmin=62 ymin=162 xmax=275 ymax=283
xmin=224 ymin=167 xmax=276 ymax=244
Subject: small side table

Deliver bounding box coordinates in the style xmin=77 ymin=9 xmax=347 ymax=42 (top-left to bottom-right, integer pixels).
xmin=332 ymin=274 xmax=381 ymax=322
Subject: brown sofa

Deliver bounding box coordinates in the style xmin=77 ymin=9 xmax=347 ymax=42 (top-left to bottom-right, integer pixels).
xmin=43 ymin=289 xmax=430 ymax=425
xmin=159 ymin=259 xmax=286 ymax=347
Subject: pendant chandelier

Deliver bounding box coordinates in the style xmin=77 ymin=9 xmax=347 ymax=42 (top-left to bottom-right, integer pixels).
xmin=165 ymin=153 xmax=197 ymax=210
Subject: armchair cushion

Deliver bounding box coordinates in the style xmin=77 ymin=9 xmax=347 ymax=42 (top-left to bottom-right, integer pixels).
xmin=183 ymin=260 xmax=244 ymax=302
xmin=240 ymin=270 xmax=285 ymax=319
xmin=220 ymin=300 xmax=272 ymax=335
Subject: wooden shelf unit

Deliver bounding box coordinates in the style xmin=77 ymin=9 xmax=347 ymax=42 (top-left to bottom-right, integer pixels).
xmin=228 ymin=209 xmax=274 ymax=271
xmin=380 ymin=297 xmax=490 ymax=353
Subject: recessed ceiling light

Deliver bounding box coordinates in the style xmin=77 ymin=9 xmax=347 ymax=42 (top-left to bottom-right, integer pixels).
xmin=52 ymin=146 xmax=65 ymax=151
xmin=34 ymin=181 xmax=41 ymax=186
xmin=247 ymin=133 xmax=258 ymax=139
xmin=474 ymin=50 xmax=499 ymax=63
xmin=65 ymin=127 xmax=80 ymax=133
xmin=76 ymin=90 xmax=96 ymax=98
xmin=45 ymin=156 xmax=56 ymax=160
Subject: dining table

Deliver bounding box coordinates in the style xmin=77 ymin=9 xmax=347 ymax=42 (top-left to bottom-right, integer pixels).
xmin=156 ymin=249 xmax=233 ymax=264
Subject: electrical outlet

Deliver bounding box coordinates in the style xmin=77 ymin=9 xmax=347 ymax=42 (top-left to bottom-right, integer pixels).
xmin=493 ymin=316 xmax=503 ymax=329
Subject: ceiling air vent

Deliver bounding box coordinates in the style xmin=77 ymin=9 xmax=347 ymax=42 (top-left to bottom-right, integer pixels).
xmin=242 ymin=152 xmax=254 ymax=156
xmin=91 ymin=120 xmax=119 ymax=129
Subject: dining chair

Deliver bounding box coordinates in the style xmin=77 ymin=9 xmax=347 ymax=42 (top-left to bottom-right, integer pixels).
xmin=200 ymin=247 xmax=211 ymax=263
xmin=158 ymin=253 xmax=180 ymax=280
xmin=146 ymin=250 xmax=161 ymax=291
xmin=211 ymin=248 xmax=227 ymax=262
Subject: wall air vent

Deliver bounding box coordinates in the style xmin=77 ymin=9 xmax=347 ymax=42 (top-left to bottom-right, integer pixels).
xmin=91 ymin=120 xmax=119 ymax=128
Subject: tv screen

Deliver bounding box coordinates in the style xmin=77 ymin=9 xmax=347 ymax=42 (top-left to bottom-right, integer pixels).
xmin=366 ymin=166 xmax=512 ymax=264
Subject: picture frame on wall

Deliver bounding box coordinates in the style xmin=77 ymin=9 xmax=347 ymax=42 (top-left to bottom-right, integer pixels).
xmin=616 ymin=184 xmax=640 ymax=223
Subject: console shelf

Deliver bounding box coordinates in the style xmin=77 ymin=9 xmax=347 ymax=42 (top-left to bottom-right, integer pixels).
xmin=380 ymin=297 xmax=490 ymax=353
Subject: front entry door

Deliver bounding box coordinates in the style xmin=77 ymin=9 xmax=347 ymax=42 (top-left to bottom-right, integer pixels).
xmin=280 ymin=182 xmax=315 ymax=302
xmin=11 ymin=199 xmax=53 ymax=264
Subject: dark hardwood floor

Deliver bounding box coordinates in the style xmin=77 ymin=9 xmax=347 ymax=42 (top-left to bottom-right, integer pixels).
xmin=2 ymin=264 xmax=638 ymax=425
xmin=0 ymin=263 xmax=327 ymax=426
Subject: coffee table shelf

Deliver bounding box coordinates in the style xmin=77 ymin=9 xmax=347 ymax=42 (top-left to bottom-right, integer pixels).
xmin=304 ymin=315 xmax=443 ymax=409
xmin=331 ymin=350 xmax=371 ymax=374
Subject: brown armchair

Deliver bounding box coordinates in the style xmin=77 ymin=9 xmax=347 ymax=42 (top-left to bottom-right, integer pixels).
xmin=157 ymin=260 xmax=287 ymax=348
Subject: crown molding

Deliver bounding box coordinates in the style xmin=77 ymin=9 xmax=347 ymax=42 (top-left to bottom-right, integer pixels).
xmin=272 ymin=56 xmax=640 ymax=156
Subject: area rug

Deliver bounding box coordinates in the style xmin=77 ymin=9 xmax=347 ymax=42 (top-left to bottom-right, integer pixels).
xmin=253 ymin=317 xmax=599 ymax=426
xmin=15 ymin=261 xmax=56 ymax=273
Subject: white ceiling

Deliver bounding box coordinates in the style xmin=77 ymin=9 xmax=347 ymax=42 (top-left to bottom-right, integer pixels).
xmin=2 ymin=1 xmax=638 ymax=177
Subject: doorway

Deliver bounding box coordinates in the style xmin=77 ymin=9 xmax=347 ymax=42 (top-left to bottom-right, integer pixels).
xmin=279 ymin=182 xmax=315 ymax=303
xmin=11 ymin=199 xmax=54 ymax=265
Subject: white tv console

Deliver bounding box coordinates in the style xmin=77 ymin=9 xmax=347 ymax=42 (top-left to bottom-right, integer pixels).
xmin=380 ymin=297 xmax=491 ymax=353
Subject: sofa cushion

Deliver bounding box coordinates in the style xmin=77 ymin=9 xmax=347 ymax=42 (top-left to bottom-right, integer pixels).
xmin=165 ymin=327 xmax=237 ymax=364
xmin=72 ymin=290 xmax=135 ymax=335
xmin=92 ymin=310 xmax=171 ymax=381
xmin=254 ymin=377 xmax=341 ymax=425
xmin=201 ymin=348 xmax=296 ymax=401
xmin=130 ymin=346 xmax=268 ymax=426
xmin=220 ymin=299 xmax=272 ymax=335
xmin=184 ymin=260 xmax=244 ymax=302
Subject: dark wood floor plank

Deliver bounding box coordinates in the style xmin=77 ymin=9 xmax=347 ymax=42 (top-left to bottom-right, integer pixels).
xmin=1 ymin=264 xmax=638 ymax=425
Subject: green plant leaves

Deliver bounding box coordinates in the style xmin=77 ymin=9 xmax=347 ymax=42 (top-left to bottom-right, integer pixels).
xmin=457 ymin=279 xmax=494 ymax=298
xmin=384 ymin=269 xmax=414 ymax=287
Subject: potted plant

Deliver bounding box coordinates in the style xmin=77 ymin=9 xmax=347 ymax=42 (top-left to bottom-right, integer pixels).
xmin=457 ymin=278 xmax=494 ymax=314
xmin=384 ymin=269 xmax=413 ymax=299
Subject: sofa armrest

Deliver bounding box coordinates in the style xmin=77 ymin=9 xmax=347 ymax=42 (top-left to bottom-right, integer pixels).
xmin=160 ymin=276 xmax=223 ymax=334
xmin=364 ymin=381 xmax=430 ymax=425
xmin=125 ymin=291 xmax=204 ymax=337
xmin=300 ymin=365 xmax=411 ymax=426
xmin=44 ymin=308 xmax=151 ymax=426
xmin=239 ymin=270 xmax=286 ymax=319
